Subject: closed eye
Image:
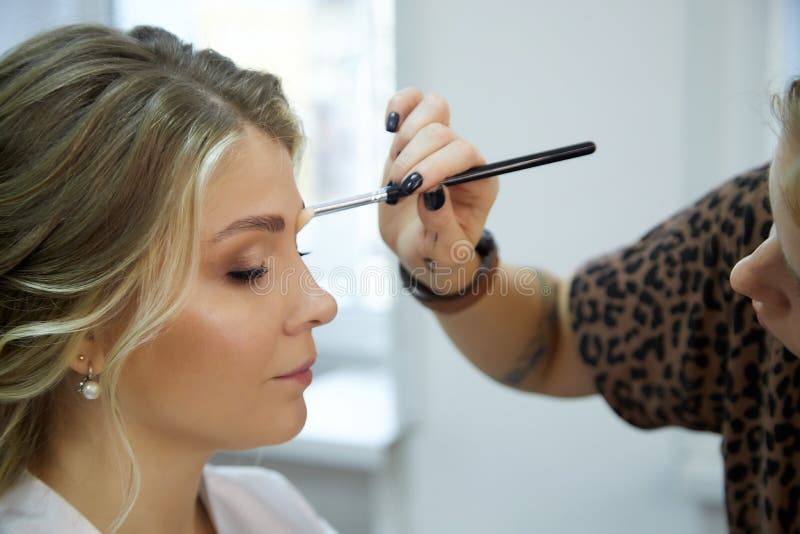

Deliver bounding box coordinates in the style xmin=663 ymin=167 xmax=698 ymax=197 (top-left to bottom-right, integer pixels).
xmin=227 ymin=251 xmax=311 ymax=285
xmin=228 ymin=263 xmax=268 ymax=283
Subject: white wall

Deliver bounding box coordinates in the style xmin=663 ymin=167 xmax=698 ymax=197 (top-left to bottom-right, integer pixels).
xmin=391 ymin=1 xmax=799 ymax=533
xmin=0 ymin=0 xmax=110 ymax=54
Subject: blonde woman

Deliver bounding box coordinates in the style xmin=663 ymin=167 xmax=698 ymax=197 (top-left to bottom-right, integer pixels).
xmin=0 ymin=24 xmax=485 ymax=533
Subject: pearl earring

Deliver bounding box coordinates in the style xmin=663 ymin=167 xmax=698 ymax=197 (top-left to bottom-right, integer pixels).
xmin=77 ymin=365 xmax=101 ymax=400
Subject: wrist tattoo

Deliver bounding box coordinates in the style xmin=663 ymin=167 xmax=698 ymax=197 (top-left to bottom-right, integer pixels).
xmin=501 ymin=271 xmax=559 ymax=387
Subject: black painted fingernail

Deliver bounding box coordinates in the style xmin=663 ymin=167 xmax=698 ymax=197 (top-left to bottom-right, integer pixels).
xmin=400 ymin=172 xmax=423 ymax=195
xmin=385 ymin=180 xmax=400 ymax=205
xmin=386 ymin=111 xmax=399 ymax=132
xmin=423 ymin=185 xmax=445 ymax=211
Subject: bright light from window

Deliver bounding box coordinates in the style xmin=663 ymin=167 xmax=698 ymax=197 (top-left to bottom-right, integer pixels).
xmin=114 ymin=0 xmax=396 ymax=360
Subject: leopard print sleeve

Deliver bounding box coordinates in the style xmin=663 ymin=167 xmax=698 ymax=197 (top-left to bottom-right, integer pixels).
xmin=568 ymin=164 xmax=771 ymax=432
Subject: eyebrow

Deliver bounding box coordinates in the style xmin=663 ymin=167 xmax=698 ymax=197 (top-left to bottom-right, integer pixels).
xmin=210 ymin=201 xmax=305 ymax=244
xmin=211 ymin=214 xmax=285 ymax=243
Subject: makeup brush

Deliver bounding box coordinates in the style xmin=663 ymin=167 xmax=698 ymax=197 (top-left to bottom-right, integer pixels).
xmin=299 ymin=141 xmax=595 ymax=227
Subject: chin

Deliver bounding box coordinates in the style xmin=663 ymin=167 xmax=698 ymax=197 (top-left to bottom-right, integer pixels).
xmin=271 ymin=414 xmax=307 ymax=445
xmin=246 ymin=400 xmax=309 ymax=449
xmin=214 ymin=397 xmax=309 ymax=451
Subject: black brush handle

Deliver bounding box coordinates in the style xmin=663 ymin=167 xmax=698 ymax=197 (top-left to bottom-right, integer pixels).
xmin=443 ymin=141 xmax=596 ymax=187
xmin=384 ymin=141 xmax=596 ymax=203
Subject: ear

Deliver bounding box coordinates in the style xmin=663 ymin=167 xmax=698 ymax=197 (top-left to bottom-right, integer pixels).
xmin=67 ymin=330 xmax=110 ymax=376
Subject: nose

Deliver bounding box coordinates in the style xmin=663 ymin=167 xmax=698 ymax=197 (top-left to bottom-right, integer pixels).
xmin=730 ymin=232 xmax=790 ymax=309
xmin=284 ymin=260 xmax=338 ymax=335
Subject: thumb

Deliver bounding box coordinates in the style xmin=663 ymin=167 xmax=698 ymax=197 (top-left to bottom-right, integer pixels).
xmin=416 ymin=185 xmax=468 ymax=254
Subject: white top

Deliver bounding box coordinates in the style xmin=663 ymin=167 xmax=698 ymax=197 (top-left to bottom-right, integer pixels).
xmin=0 ymin=464 xmax=338 ymax=533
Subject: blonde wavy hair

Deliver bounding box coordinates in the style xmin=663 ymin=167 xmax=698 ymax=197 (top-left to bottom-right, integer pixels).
xmin=0 ymin=23 xmax=303 ymax=531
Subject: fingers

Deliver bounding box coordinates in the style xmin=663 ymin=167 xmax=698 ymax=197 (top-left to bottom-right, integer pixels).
xmin=385 ymin=122 xmax=456 ymax=186
xmin=413 ymin=187 xmax=481 ymax=289
xmin=416 ymin=184 xmax=459 ymax=246
xmin=380 ymin=89 xmax=498 ymax=286
xmin=387 ymin=92 xmax=451 ymax=162
xmin=395 ymin=138 xmax=486 ymax=197
xmin=384 ymin=87 xmax=424 ymax=132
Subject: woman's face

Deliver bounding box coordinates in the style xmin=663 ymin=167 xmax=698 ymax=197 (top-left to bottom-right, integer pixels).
xmin=117 ymin=124 xmax=337 ymax=451
xmin=730 ymin=135 xmax=800 ymax=355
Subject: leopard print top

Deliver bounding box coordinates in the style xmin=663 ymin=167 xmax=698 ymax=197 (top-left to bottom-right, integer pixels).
xmin=569 ymin=164 xmax=800 ymax=533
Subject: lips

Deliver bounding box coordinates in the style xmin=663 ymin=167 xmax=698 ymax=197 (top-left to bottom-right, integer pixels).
xmin=275 ymin=357 xmax=316 ymax=378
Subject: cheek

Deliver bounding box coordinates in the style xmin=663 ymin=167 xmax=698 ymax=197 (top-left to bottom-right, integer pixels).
xmin=116 ymin=285 xmax=285 ymax=437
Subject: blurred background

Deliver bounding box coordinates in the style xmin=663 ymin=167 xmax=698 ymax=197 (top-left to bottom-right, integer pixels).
xmin=3 ymin=1 xmax=800 ymax=532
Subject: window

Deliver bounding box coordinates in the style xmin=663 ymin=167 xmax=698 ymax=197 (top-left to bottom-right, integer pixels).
xmin=114 ymin=0 xmax=396 ymax=365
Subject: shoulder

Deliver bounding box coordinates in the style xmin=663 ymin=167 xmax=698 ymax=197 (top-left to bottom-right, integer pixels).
xmin=203 ymin=464 xmax=308 ymax=508
xmin=634 ymin=162 xmax=770 ymax=263
xmin=202 ymin=464 xmax=337 ymax=533
xmin=204 ymin=463 xmax=296 ymax=491
xmin=0 ymin=470 xmax=98 ymax=534
xmin=566 ymin=164 xmax=772 ymax=430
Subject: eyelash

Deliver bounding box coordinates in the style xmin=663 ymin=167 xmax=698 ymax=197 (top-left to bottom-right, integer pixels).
xmin=227 ymin=251 xmax=311 ymax=283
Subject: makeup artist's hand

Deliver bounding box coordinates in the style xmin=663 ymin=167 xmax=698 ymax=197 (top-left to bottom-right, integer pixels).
xmin=379 ymin=88 xmax=498 ymax=295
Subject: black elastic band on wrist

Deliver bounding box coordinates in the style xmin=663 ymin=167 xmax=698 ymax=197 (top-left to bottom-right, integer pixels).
xmin=399 ymin=229 xmax=499 ymax=313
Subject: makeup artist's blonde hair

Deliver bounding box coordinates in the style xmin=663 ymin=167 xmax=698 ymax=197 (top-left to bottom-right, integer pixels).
xmin=0 ymin=24 xmax=302 ymax=531
xmin=773 ymin=78 xmax=800 ymax=222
